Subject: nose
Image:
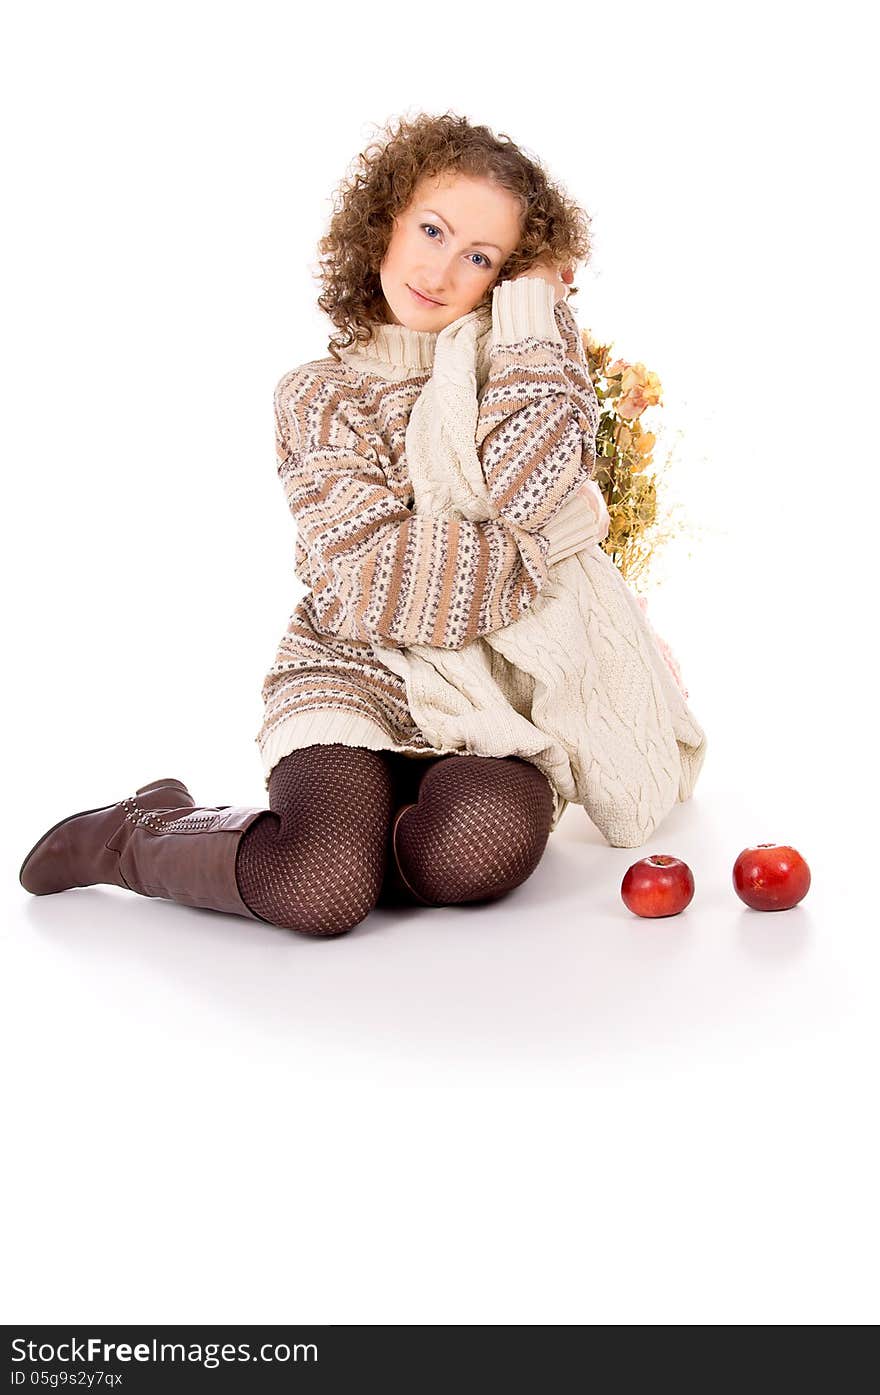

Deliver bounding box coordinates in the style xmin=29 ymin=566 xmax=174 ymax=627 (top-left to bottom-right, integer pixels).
xmin=420 ymin=250 xmax=459 ymax=299
xmin=419 ymin=276 xmax=448 ymax=300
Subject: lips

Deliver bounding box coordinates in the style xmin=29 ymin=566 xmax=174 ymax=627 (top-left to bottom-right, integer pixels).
xmin=409 ymin=284 xmax=443 ymax=306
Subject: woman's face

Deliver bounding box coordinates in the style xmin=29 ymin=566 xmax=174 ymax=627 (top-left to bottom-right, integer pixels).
xmin=379 ymin=172 xmax=523 ymax=331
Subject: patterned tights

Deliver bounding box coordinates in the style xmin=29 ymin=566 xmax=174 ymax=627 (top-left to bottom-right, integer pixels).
xmin=234 ymin=743 xmax=555 ymax=937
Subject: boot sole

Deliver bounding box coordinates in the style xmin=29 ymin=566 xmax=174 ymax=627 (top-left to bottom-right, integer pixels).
xmin=18 ymin=777 xmax=192 ymax=892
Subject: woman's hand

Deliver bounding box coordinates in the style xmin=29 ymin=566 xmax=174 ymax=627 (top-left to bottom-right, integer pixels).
xmin=579 ymin=479 xmax=610 ymax=541
xmin=511 ymin=259 xmax=575 ymax=305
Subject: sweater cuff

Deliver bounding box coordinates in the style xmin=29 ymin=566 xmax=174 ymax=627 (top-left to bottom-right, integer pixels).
xmin=542 ymin=487 xmax=601 ymax=567
xmin=491 ymin=277 xmax=563 ymax=346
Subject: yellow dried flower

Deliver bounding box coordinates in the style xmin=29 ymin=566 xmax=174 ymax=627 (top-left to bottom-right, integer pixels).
xmin=622 ymin=390 xmax=659 ymax=421
xmin=579 ymin=324 xmax=691 ymax=588
xmin=635 ymin=430 xmax=656 ymax=456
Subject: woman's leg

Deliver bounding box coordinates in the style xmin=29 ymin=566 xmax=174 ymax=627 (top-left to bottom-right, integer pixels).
xmin=235 ymin=744 xmax=395 ymax=936
xmin=20 ymin=747 xmax=394 ymax=937
xmin=387 ymin=753 xmax=555 ymax=907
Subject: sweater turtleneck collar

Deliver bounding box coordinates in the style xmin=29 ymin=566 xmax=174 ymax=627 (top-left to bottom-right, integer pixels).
xmin=338 ymin=320 xmax=438 ymax=373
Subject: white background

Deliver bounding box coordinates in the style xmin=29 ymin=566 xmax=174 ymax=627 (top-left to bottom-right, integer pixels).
xmin=3 ymin=0 xmax=878 ymax=1325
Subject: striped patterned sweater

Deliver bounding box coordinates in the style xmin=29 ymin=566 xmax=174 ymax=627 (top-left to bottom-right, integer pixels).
xmin=255 ymin=277 xmax=600 ymax=788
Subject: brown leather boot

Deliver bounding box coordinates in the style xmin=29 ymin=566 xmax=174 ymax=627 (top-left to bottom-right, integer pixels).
xmin=19 ymin=777 xmax=271 ymax=922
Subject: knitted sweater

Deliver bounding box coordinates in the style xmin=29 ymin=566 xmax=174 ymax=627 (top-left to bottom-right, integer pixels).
xmin=370 ymin=282 xmax=707 ymax=847
xmin=256 ymin=278 xmax=603 ymax=825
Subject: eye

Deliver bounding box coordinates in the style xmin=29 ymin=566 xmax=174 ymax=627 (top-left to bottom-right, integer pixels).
xmin=420 ymin=223 xmax=492 ymax=270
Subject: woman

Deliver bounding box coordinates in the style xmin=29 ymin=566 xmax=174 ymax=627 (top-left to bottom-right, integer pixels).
xmin=19 ymin=112 xmax=600 ymax=936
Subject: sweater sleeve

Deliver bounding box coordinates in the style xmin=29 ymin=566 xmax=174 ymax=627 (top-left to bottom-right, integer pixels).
xmin=476 ymin=278 xmax=600 ymax=560
xmin=273 ymin=367 xmax=557 ymax=651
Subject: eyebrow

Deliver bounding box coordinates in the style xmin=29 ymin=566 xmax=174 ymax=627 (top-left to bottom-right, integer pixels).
xmin=420 ymin=208 xmax=503 ymax=254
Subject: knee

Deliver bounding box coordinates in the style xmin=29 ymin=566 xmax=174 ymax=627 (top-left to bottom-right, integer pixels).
xmin=236 ymin=814 xmax=383 ymax=937
xmin=425 ymin=755 xmax=553 ymax=847
xmin=274 ymin=869 xmax=375 ymax=937
xmin=395 ymin=756 xmax=554 ymax=905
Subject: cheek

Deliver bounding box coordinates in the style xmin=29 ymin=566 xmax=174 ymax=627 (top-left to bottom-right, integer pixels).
xmin=383 ymin=222 xmax=405 ymax=262
xmin=389 ymin=234 xmax=413 ymax=271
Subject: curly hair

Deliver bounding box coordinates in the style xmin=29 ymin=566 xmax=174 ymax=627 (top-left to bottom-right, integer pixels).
xmin=315 ymin=110 xmax=593 ymax=363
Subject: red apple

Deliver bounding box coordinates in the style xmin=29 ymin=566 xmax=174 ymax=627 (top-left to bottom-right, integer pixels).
xmin=732 ymin=844 xmax=811 ymax=911
xmin=621 ymin=854 xmax=695 ymax=918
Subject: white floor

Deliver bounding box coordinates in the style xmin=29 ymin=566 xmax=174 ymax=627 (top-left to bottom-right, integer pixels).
xmin=4 ymin=591 xmax=878 ymax=1323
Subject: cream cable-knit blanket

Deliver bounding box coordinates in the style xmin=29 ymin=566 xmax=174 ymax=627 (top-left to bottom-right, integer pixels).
xmin=371 ymin=305 xmax=708 ymax=846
